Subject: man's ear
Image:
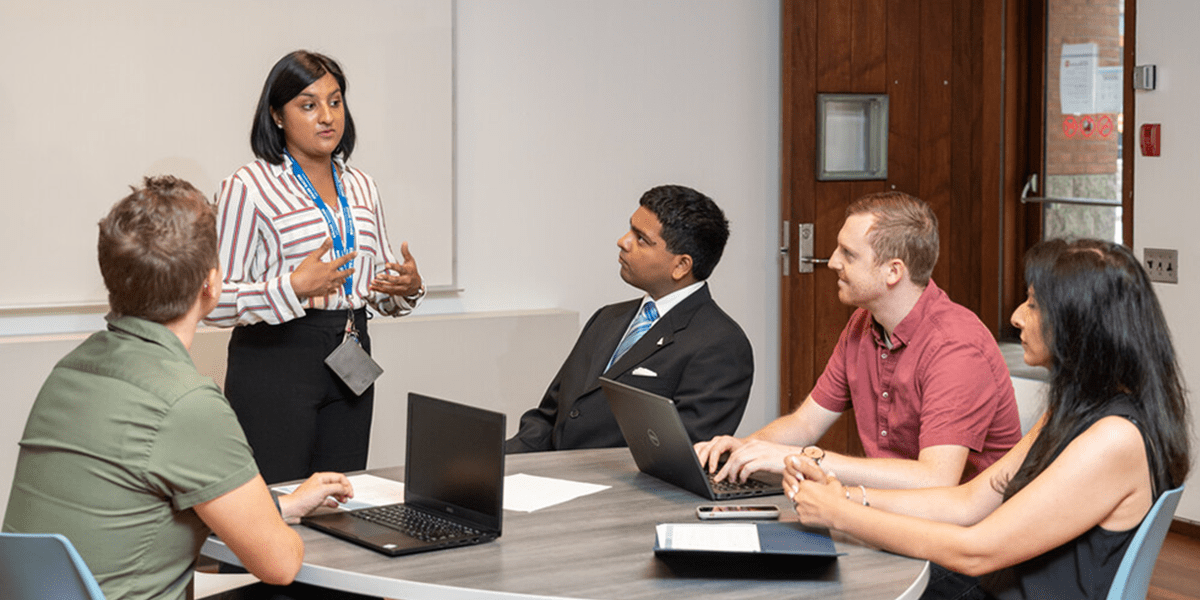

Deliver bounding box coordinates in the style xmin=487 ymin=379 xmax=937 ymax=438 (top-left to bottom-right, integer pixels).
xmin=884 ymin=258 xmax=907 ymax=287
xmin=671 ymin=254 xmax=694 ymax=282
xmin=203 ymin=268 xmax=221 ymax=300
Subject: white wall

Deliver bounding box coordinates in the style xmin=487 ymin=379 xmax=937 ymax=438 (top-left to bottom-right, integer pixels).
xmin=0 ymin=1 xmax=782 ymax=517
xmin=1134 ymin=0 xmax=1200 ymax=522
xmin=449 ymin=0 xmax=782 ymax=433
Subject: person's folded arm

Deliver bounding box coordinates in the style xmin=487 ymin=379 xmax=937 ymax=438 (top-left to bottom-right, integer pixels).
xmin=815 ymin=444 xmax=969 ymax=489
xmin=788 ymin=414 xmax=1148 ymax=576
xmin=789 ymin=415 xmax=1044 ymax=527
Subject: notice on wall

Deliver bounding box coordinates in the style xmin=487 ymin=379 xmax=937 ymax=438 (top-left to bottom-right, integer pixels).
xmin=1095 ymin=66 xmax=1123 ymax=114
xmin=1060 ymin=43 xmax=1099 ymax=115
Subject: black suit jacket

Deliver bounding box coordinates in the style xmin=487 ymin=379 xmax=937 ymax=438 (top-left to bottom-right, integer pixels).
xmin=506 ymin=284 xmax=754 ymax=453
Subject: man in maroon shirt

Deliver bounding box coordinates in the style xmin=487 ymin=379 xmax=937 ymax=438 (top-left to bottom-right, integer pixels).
xmin=696 ymin=192 xmax=1022 ymax=490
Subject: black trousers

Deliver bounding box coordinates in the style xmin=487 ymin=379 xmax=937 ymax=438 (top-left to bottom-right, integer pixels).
xmin=921 ymin=563 xmax=994 ymax=600
xmin=225 ymin=308 xmax=374 ymax=485
xmin=211 ymin=581 xmax=378 ymax=600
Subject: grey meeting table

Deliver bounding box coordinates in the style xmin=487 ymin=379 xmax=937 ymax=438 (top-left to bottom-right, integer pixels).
xmin=202 ymin=447 xmax=929 ymax=599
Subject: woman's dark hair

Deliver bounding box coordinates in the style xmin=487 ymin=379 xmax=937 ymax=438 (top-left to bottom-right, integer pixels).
xmin=250 ymin=50 xmax=356 ymax=164
xmin=1000 ymin=239 xmax=1190 ymax=500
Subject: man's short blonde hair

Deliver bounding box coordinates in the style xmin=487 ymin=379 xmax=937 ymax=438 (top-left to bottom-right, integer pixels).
xmin=846 ymin=191 xmax=939 ymax=286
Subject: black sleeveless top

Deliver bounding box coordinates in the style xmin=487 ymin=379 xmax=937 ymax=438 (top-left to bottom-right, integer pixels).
xmin=979 ymin=395 xmax=1167 ymax=600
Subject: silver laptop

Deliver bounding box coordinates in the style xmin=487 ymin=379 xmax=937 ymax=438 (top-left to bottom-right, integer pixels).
xmin=600 ymin=377 xmax=782 ymax=500
xmin=301 ymin=393 xmax=505 ymax=556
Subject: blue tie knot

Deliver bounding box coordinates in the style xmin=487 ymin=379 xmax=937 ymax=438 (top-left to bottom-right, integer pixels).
xmin=607 ymin=300 xmax=659 ymax=371
xmin=641 ymin=301 xmax=659 ymax=323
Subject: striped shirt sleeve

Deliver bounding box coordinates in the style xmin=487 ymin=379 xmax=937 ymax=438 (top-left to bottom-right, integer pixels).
xmin=205 ymin=167 xmax=306 ymax=326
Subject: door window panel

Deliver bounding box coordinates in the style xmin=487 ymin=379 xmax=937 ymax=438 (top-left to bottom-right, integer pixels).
xmin=1041 ymin=1 xmax=1125 ymax=243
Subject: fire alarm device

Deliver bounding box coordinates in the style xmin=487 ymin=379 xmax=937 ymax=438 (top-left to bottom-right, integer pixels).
xmin=1140 ymin=123 xmax=1161 ymax=157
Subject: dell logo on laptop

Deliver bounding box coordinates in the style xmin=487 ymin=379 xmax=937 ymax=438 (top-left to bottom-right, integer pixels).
xmin=647 ymin=428 xmax=660 ymax=447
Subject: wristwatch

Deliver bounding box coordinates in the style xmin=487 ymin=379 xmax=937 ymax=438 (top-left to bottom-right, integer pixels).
xmin=802 ymin=445 xmax=825 ymax=466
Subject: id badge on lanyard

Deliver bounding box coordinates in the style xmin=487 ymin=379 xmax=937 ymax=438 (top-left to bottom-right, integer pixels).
xmin=324 ymin=309 xmax=383 ymax=396
xmin=286 ymin=151 xmax=356 ymax=297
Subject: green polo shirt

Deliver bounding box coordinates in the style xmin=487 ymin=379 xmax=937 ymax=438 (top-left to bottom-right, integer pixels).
xmin=3 ymin=314 xmax=259 ymax=600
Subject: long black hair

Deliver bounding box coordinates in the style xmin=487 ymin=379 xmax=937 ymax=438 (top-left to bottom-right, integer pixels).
xmin=250 ymin=50 xmax=357 ymax=164
xmin=1001 ymin=239 xmax=1190 ymax=500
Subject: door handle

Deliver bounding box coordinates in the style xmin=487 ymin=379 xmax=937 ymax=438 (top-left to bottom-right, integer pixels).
xmin=797 ymin=223 xmax=831 ymax=274
xmin=780 ymin=220 xmax=790 ymax=274
xmin=1019 ymin=172 xmax=1120 ymax=207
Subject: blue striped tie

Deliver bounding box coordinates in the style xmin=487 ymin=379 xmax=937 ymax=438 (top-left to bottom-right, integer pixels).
xmin=607 ymin=301 xmax=659 ymax=371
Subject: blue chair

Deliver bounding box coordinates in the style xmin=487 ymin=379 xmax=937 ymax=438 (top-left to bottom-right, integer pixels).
xmin=1105 ymin=485 xmax=1185 ymax=600
xmin=0 ymin=532 xmax=105 ymax=600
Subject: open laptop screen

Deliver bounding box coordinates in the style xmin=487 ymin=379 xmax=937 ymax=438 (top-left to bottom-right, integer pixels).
xmin=405 ymin=393 xmax=506 ymax=533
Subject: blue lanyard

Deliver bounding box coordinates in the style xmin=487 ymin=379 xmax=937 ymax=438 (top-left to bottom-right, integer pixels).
xmin=286 ymin=151 xmax=356 ymax=296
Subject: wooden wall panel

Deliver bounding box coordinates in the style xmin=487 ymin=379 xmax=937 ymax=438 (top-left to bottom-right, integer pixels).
xmin=852 ymin=0 xmax=889 ymax=92
xmin=817 ymin=0 xmax=853 ymax=89
xmin=849 ymin=0 xmax=889 ymax=206
xmin=919 ymin=0 xmax=956 ymax=291
xmin=781 ymin=0 xmax=818 ymax=413
xmin=887 ymin=0 xmax=921 ymax=198
xmin=950 ymin=0 xmax=982 ymax=310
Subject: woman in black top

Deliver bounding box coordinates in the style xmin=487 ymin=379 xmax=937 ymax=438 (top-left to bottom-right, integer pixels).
xmin=785 ymin=238 xmax=1191 ymax=600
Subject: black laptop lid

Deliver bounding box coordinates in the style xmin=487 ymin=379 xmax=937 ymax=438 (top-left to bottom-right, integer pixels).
xmin=599 ymin=377 xmax=716 ymax=498
xmin=404 ymin=393 xmax=506 ymax=533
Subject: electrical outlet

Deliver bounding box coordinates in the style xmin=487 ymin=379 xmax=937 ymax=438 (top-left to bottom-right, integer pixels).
xmin=1144 ymin=248 xmax=1178 ymax=284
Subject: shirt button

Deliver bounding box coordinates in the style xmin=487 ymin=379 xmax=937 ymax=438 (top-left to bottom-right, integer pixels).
xmin=569 ymin=409 xmax=580 ymax=418
xmin=882 ymin=392 xmax=889 ymax=399
xmin=881 ymin=430 xmax=888 ymax=437
xmin=881 ymin=352 xmax=888 ymax=359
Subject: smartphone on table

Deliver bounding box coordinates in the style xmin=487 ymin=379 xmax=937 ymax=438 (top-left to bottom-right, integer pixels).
xmin=695 ymin=504 xmax=780 ymax=520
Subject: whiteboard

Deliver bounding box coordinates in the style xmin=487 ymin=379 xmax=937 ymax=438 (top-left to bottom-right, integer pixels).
xmin=0 ymin=0 xmax=454 ymax=310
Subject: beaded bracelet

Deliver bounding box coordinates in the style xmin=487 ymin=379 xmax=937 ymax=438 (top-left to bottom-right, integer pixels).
xmin=844 ymin=485 xmax=870 ymax=506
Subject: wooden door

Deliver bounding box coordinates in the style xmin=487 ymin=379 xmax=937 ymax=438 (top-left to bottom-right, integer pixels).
xmin=780 ymin=0 xmax=1018 ymax=454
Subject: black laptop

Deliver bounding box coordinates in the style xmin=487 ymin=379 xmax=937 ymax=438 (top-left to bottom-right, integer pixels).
xmin=301 ymin=393 xmax=506 ymax=556
xmin=600 ymin=377 xmax=783 ymax=500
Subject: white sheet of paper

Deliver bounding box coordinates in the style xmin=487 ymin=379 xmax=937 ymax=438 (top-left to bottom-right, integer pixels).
xmin=1060 ymin=42 xmax=1098 ymax=114
xmin=273 ymin=472 xmax=607 ymax=513
xmin=656 ymin=523 xmax=761 ymax=552
xmin=503 ymin=473 xmax=611 ymax=512
xmin=272 ymin=473 xmax=405 ymax=511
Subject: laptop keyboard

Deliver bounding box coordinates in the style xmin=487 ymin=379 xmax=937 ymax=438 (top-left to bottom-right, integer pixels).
xmin=708 ymin=473 xmax=773 ymax=493
xmin=350 ymin=504 xmax=481 ymax=542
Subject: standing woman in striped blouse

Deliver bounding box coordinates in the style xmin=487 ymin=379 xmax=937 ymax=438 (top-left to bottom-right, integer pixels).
xmin=207 ymin=50 xmax=425 ymax=484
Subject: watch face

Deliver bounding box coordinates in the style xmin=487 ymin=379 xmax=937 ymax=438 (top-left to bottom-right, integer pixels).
xmin=804 ymin=446 xmax=823 ymax=461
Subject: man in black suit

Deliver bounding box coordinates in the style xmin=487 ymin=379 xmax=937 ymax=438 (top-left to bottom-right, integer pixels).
xmin=506 ymin=185 xmax=754 ymax=453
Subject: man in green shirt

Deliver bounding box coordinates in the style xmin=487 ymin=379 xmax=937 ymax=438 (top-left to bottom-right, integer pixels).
xmin=3 ymin=176 xmax=354 ymax=600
